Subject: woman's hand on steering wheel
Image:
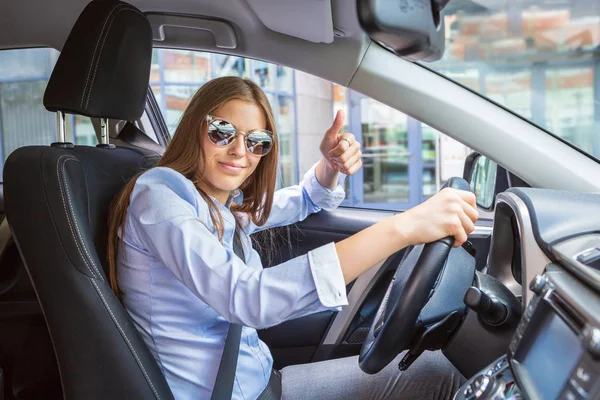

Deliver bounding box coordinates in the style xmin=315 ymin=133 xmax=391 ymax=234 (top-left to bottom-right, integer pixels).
xmin=359 ymin=178 xmax=479 ymax=375
xmin=397 ymin=187 xmax=479 ymax=248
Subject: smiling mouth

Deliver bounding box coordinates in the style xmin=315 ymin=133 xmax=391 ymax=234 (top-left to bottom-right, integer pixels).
xmin=218 ymin=162 xmax=247 ymax=171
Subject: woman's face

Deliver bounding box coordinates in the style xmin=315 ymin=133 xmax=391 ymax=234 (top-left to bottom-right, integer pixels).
xmin=200 ymin=99 xmax=266 ymax=203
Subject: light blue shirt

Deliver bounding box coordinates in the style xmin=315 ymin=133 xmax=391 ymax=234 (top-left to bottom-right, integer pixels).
xmin=118 ymin=163 xmax=349 ymax=400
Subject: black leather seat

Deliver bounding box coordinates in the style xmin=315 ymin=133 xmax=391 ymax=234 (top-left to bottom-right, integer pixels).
xmin=3 ymin=1 xmax=174 ymax=398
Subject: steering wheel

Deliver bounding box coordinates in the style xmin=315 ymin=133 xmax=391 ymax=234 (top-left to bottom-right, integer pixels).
xmin=358 ymin=177 xmax=471 ymax=374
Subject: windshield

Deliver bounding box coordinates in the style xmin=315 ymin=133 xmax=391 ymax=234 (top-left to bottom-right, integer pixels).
xmin=427 ymin=0 xmax=600 ymax=161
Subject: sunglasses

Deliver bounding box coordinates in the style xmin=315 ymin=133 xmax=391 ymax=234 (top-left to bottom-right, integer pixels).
xmin=205 ymin=115 xmax=274 ymax=156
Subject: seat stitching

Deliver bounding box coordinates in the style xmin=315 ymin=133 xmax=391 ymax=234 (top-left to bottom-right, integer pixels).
xmin=80 ymin=3 xmax=127 ymax=109
xmin=56 ymin=155 xmax=97 ymax=279
xmin=83 ymin=6 xmax=128 ymax=109
xmin=84 ymin=7 xmax=146 ymax=109
xmin=90 ymin=279 xmax=162 ymax=399
xmin=60 ymin=158 xmax=105 ymax=281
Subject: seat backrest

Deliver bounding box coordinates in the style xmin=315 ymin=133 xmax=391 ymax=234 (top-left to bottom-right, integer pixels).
xmin=3 ymin=1 xmax=174 ymax=399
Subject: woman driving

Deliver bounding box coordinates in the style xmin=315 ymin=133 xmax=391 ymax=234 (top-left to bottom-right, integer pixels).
xmin=108 ymin=76 xmax=478 ymax=400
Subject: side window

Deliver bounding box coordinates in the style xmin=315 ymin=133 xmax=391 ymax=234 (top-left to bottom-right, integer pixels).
xmin=150 ymin=48 xmax=471 ymax=210
xmin=331 ymin=88 xmax=471 ymax=209
xmin=0 ymin=48 xmax=95 ymax=176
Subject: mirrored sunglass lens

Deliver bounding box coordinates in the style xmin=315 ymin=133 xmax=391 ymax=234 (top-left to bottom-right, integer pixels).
xmin=208 ymin=120 xmax=236 ymax=145
xmin=247 ymin=131 xmax=273 ymax=155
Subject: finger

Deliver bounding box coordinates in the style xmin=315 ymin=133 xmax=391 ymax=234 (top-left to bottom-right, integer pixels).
xmin=456 ymin=189 xmax=477 ymax=209
xmin=339 ymin=150 xmax=362 ymax=171
xmin=339 ymin=132 xmax=355 ymax=143
xmin=335 ymin=142 xmax=361 ymax=163
xmin=453 ymin=212 xmax=474 ymax=247
xmin=461 ymin=200 xmax=479 ymax=223
xmin=329 ymin=133 xmax=356 ymax=157
xmin=458 ymin=210 xmax=475 ymax=236
xmin=328 ymin=141 xmax=350 ymax=157
xmin=341 ymin=159 xmax=363 ymax=176
xmin=452 ymin=216 xmax=469 ymax=247
xmin=325 ymin=110 xmax=345 ymax=139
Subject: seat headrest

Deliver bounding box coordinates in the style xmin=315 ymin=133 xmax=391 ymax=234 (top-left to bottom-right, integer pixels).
xmin=44 ymin=0 xmax=152 ymax=121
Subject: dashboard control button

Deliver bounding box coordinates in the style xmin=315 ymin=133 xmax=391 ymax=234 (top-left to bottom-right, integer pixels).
xmin=560 ymin=386 xmax=584 ymax=400
xmin=581 ymin=325 xmax=600 ymax=358
xmin=576 ymin=247 xmax=600 ymax=267
xmin=570 ymin=355 xmax=596 ymax=393
xmin=529 ymin=275 xmax=547 ymax=295
xmin=464 ymin=384 xmax=474 ymax=398
xmin=493 ymin=358 xmax=508 ymax=373
xmin=463 ymin=374 xmax=493 ymax=399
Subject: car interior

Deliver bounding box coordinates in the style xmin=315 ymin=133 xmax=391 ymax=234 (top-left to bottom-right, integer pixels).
xmin=1 ymin=0 xmax=600 ymax=399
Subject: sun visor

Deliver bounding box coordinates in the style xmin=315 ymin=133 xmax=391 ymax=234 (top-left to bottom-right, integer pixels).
xmin=247 ymin=0 xmax=335 ymax=44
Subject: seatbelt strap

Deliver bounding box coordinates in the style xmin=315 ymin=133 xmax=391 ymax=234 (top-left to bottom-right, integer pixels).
xmin=257 ymin=369 xmax=282 ymax=400
xmin=211 ymin=232 xmax=244 ymax=400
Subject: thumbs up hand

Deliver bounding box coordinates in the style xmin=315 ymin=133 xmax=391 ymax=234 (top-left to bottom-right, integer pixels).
xmin=319 ymin=110 xmax=362 ymax=176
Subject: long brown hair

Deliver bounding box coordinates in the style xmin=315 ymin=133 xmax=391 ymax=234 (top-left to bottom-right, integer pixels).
xmin=107 ymin=76 xmax=279 ymax=297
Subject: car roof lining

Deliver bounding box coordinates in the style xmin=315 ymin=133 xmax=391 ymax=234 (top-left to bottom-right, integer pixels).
xmin=1 ymin=0 xmax=369 ymax=87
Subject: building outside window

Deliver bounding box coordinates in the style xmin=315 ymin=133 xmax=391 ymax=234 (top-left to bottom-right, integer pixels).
xmin=431 ymin=1 xmax=600 ymax=163
xmin=0 ymin=48 xmax=95 ymax=176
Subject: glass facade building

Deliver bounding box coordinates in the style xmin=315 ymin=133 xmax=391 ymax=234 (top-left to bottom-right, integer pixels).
xmin=429 ymin=1 xmax=600 ymax=160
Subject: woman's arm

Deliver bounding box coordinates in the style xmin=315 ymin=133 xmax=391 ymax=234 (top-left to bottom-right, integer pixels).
xmin=314 ymin=158 xmax=340 ymax=190
xmin=336 ymin=188 xmax=479 ymax=284
xmin=243 ymin=160 xmax=345 ymax=234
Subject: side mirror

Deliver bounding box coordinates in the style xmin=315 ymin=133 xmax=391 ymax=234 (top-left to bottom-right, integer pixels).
xmin=463 ymin=153 xmax=498 ymax=210
xmin=357 ymin=0 xmax=447 ymax=62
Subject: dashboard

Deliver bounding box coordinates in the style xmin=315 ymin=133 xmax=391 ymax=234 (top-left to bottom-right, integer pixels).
xmin=454 ymin=188 xmax=600 ymax=400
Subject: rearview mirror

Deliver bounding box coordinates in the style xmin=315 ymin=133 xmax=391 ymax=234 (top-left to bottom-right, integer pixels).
xmin=356 ymin=0 xmax=448 ymax=62
xmin=464 ymin=153 xmax=498 ymax=209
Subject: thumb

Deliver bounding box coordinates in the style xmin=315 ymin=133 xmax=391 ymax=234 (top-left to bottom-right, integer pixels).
xmin=325 ymin=110 xmax=345 ymax=138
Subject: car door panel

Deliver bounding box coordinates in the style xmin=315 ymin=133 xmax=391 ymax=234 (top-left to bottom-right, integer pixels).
xmin=258 ymin=310 xmax=336 ymax=370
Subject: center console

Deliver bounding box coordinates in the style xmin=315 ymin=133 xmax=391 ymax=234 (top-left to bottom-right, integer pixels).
xmin=455 ymin=264 xmax=600 ymax=400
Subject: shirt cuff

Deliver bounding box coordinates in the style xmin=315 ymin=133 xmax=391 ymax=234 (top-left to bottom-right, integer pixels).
xmin=307 ymin=242 xmax=348 ymax=308
xmin=303 ymin=162 xmax=346 ymax=211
